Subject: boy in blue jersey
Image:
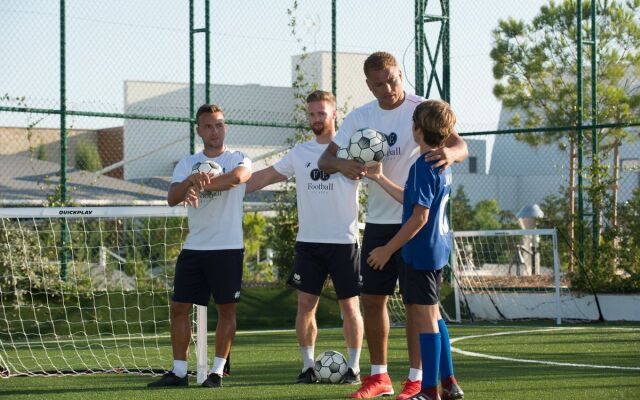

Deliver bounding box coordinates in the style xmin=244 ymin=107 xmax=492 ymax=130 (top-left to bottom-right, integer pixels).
xmin=366 ymin=99 xmax=463 ymax=400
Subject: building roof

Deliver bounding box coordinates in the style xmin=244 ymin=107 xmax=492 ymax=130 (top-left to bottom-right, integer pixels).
xmin=0 ymin=155 xmax=166 ymax=206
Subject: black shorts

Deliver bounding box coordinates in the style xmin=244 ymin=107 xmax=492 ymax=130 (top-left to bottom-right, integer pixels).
xmin=287 ymin=242 xmax=360 ymax=300
xmin=401 ymin=266 xmax=442 ymax=305
xmin=361 ymin=223 xmax=405 ymax=296
xmin=172 ymin=248 xmax=244 ymax=306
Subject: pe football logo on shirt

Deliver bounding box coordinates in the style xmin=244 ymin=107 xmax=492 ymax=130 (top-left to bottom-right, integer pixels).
xmin=383 ymin=132 xmax=401 ymax=158
xmin=386 ymin=132 xmax=398 ymax=146
xmin=310 ymin=169 xmax=330 ymax=181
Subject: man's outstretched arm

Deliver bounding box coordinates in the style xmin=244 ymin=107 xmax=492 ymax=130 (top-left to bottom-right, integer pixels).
xmin=318 ymin=142 xmax=367 ymax=180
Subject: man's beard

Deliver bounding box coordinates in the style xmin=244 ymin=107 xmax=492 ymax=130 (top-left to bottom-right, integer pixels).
xmin=311 ymin=124 xmax=326 ymax=136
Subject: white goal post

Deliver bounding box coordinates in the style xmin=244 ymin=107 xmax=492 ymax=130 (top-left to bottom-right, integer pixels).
xmin=387 ymin=228 xmax=568 ymax=326
xmin=0 ymin=206 xmax=208 ymax=381
xmin=452 ymin=229 xmax=562 ymax=324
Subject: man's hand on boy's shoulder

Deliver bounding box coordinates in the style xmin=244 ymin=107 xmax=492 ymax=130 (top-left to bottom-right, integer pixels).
xmin=425 ymin=147 xmax=455 ymax=173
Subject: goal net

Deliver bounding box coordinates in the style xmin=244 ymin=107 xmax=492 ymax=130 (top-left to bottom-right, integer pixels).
xmin=387 ymin=229 xmax=593 ymax=325
xmin=452 ymin=229 xmax=566 ymax=323
xmin=0 ymin=207 xmax=209 ymax=380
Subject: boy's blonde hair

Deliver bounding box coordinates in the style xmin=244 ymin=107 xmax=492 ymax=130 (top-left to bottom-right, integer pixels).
xmin=413 ymin=100 xmax=456 ymax=147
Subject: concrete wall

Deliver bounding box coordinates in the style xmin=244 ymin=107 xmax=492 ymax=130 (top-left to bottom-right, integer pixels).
xmin=0 ymin=126 xmax=97 ymax=167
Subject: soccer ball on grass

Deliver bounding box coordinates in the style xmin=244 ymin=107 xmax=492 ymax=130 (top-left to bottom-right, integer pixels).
xmin=313 ymin=350 xmax=348 ymax=384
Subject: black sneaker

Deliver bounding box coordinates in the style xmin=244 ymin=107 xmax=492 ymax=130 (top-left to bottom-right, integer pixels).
xmin=201 ymin=372 xmax=222 ymax=388
xmin=223 ymin=353 xmax=231 ymax=376
xmin=441 ymin=382 xmax=464 ymax=400
xmin=147 ymin=371 xmax=188 ymax=388
xmin=295 ymin=367 xmax=317 ymax=384
xmin=342 ymin=367 xmax=361 ymax=384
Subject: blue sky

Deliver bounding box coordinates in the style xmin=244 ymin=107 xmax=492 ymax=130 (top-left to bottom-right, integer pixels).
xmin=0 ymin=0 xmax=544 ymax=131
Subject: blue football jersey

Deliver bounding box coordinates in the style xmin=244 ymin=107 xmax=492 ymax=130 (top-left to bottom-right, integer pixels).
xmin=401 ymin=155 xmax=452 ymax=270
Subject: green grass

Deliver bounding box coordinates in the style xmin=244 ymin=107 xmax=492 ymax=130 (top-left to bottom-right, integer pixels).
xmin=2 ymin=324 xmax=639 ymax=400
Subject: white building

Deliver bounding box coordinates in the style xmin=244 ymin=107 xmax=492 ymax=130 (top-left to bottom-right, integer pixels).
xmin=451 ymin=108 xmax=639 ymax=212
xmin=123 ymin=51 xmax=371 ymax=181
xmin=121 ymin=51 xmax=639 ymax=212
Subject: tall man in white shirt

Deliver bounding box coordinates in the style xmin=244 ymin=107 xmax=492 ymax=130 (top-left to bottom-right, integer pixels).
xmin=318 ymin=52 xmax=468 ymax=400
xmin=148 ymin=104 xmax=252 ymax=389
xmin=246 ymin=90 xmax=364 ymax=385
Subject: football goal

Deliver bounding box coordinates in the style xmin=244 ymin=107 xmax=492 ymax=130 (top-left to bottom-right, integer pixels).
xmin=0 ymin=206 xmax=209 ymax=382
xmin=452 ymin=229 xmax=566 ymax=323
xmin=386 ymin=229 xmax=591 ymax=326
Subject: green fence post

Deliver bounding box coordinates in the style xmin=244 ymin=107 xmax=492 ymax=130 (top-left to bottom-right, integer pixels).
xmin=189 ymin=0 xmax=196 ymax=154
xmin=59 ymin=0 xmax=68 ymax=281
xmin=205 ymin=0 xmax=210 ymax=105
xmin=414 ymin=0 xmax=424 ymax=96
xmin=590 ymin=0 xmax=599 ymax=264
xmin=576 ymin=0 xmax=586 ymax=271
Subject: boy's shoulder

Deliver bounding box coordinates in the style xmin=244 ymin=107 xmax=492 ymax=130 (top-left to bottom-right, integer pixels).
xmin=411 ymin=156 xmax=452 ymax=188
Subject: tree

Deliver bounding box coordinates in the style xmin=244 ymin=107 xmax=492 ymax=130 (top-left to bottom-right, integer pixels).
xmin=265 ymin=0 xmax=315 ymax=282
xmin=451 ymin=186 xmax=474 ymax=231
xmin=470 ymin=200 xmax=505 ymax=230
xmin=491 ymin=0 xmax=640 ymax=263
xmin=75 ymin=139 xmax=103 ymax=172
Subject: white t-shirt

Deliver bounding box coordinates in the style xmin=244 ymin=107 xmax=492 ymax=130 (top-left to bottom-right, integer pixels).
xmin=334 ymin=92 xmax=424 ymax=224
xmin=171 ymin=149 xmax=251 ymax=250
xmin=274 ymin=139 xmax=359 ymax=244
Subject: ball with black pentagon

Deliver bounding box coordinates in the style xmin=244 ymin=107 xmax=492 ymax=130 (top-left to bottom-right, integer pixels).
xmin=313 ymin=350 xmax=348 ymax=384
xmin=191 ymin=160 xmax=223 ymax=177
xmin=336 ymin=146 xmax=352 ymax=160
xmin=347 ymin=128 xmax=389 ymax=167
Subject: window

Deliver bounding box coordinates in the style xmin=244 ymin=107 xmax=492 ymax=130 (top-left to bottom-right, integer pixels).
xmin=468 ymin=156 xmax=477 ymax=174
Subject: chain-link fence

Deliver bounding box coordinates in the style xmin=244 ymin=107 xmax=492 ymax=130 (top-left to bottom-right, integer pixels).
xmin=1 ymin=0 xmax=639 ymax=281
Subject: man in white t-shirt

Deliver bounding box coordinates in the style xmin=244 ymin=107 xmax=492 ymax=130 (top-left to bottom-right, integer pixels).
xmin=246 ymin=90 xmax=364 ymax=386
xmin=318 ymin=52 xmax=468 ymax=400
xmin=148 ymin=104 xmax=252 ymax=389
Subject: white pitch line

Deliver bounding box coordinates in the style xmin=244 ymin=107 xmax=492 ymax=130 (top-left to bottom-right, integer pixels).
xmin=451 ymin=327 xmax=640 ymax=371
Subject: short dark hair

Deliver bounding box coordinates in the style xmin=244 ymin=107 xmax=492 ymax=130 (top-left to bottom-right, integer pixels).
xmin=413 ymin=100 xmax=456 ymax=148
xmin=306 ymin=90 xmax=336 ymax=107
xmin=363 ymin=51 xmax=398 ymax=77
xmin=196 ymin=104 xmax=224 ymax=125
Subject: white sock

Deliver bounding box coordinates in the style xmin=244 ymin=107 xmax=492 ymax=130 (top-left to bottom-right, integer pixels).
xmin=172 ymin=359 xmax=187 ymax=378
xmin=209 ymin=356 xmax=226 ymax=376
xmin=371 ymin=364 xmax=387 ymax=376
xmin=408 ymin=368 xmax=422 ymax=382
xmin=347 ymin=348 xmax=361 ymax=374
xmin=300 ymin=346 xmax=315 ymax=370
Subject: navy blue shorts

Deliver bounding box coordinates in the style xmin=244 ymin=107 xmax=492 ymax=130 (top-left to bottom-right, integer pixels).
xmin=172 ymin=248 xmax=244 ymax=306
xmin=401 ymin=266 xmax=442 ymax=305
xmin=287 ymin=242 xmax=360 ymax=300
xmin=360 ymin=223 xmax=405 ymax=296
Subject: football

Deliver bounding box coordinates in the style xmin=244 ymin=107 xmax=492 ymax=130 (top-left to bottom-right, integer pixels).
xmin=336 ymin=146 xmax=352 ymax=160
xmin=313 ymin=350 xmax=348 ymax=384
xmin=347 ymin=128 xmax=389 ymax=166
xmin=191 ymin=160 xmax=223 ymax=176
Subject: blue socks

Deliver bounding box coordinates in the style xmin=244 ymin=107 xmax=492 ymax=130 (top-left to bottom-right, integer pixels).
xmin=419 ymin=332 xmax=441 ymax=389
xmin=438 ymin=319 xmax=454 ymax=380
